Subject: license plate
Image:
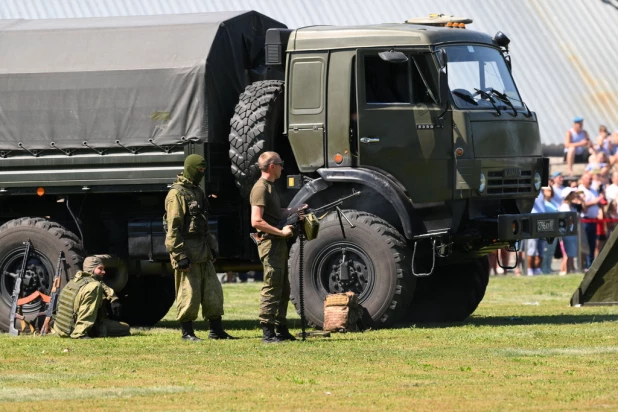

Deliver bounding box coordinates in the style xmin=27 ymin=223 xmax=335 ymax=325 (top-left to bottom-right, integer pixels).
xmin=537 ymin=219 xmax=554 ymax=232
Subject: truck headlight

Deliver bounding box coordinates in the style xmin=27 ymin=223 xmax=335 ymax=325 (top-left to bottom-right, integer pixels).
xmin=534 ymin=172 xmax=542 ymax=191
xmin=479 ymin=172 xmax=486 ymax=193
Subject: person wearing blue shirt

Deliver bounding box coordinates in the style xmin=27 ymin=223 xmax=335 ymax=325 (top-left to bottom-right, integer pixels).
xmin=550 ymin=171 xmax=565 ymax=209
xmin=541 ymin=187 xmax=559 ymax=274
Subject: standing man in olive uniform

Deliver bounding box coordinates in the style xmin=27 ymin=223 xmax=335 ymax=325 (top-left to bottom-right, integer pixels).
xmin=250 ymin=151 xmax=301 ymax=343
xmin=165 ymin=154 xmax=235 ymax=341
xmin=53 ymin=255 xmax=130 ymax=339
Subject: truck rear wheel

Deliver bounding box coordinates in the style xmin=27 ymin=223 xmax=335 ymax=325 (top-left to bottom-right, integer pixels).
xmin=407 ymin=256 xmax=490 ymax=323
xmin=117 ymin=275 xmax=175 ymax=326
xmin=289 ymin=210 xmax=414 ymax=328
xmin=0 ymin=217 xmax=84 ymax=332
xmin=228 ymin=80 xmax=284 ymax=198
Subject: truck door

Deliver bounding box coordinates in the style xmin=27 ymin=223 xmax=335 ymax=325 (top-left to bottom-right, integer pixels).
xmin=356 ymin=50 xmax=452 ymax=203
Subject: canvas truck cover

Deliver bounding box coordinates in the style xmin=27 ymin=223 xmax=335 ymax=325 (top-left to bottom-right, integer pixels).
xmin=0 ymin=11 xmax=286 ymax=151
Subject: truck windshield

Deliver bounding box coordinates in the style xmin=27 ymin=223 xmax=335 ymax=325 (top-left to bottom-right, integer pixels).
xmin=439 ymin=45 xmax=523 ymax=110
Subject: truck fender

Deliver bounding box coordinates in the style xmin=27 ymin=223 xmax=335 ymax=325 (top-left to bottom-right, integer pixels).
xmin=288 ymin=168 xmax=420 ymax=239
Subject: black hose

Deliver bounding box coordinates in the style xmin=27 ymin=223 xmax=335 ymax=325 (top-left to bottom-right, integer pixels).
xmin=65 ymin=196 xmax=84 ymax=249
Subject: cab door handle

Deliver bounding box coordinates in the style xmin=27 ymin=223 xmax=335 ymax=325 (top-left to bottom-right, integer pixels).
xmin=360 ymin=137 xmax=380 ymax=143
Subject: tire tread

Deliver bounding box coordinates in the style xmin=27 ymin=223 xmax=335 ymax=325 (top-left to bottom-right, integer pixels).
xmin=228 ymin=80 xmax=284 ymax=198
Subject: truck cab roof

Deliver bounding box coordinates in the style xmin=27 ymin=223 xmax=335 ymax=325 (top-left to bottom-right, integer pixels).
xmin=289 ymin=23 xmax=495 ymax=52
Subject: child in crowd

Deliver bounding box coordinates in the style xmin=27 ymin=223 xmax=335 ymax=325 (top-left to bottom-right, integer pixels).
xmin=586 ymin=151 xmax=609 ymax=172
xmin=594 ymin=125 xmax=613 ymax=158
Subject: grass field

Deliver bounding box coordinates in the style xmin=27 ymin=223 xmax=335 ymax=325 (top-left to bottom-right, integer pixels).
xmin=1 ymin=274 xmax=618 ymax=411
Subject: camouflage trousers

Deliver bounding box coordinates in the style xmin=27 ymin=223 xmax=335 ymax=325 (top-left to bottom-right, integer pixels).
xmin=54 ymin=315 xmax=130 ymax=338
xmin=257 ymin=238 xmax=290 ymax=326
xmin=174 ymin=260 xmax=224 ymax=323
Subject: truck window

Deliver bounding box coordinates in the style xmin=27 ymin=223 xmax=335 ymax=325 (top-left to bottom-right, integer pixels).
xmin=290 ymin=58 xmax=325 ymax=114
xmin=441 ymin=45 xmax=523 ymax=110
xmin=350 ymin=57 xmax=358 ymax=161
xmin=364 ymin=55 xmax=410 ymax=104
xmin=483 ymin=61 xmax=507 ymax=94
xmin=410 ymin=54 xmax=438 ymax=105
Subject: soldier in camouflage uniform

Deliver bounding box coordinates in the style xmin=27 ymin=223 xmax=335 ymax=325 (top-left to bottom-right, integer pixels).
xmin=165 ymin=154 xmax=235 ymax=341
xmin=53 ymin=255 xmax=130 ymax=339
xmin=250 ymin=151 xmax=305 ymax=343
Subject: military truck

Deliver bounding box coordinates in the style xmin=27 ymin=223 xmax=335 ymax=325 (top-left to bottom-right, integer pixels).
xmin=0 ymin=12 xmax=577 ymax=332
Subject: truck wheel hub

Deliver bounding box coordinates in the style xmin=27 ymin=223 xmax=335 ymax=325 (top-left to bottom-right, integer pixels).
xmin=314 ymin=242 xmax=375 ymax=299
xmin=1 ymin=247 xmax=51 ymax=303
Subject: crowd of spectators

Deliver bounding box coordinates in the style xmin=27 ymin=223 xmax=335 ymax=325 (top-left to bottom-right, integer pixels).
xmin=490 ymin=117 xmax=618 ymax=276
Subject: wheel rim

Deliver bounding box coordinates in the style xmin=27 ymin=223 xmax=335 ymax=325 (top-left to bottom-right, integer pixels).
xmin=0 ymin=246 xmax=54 ymax=314
xmin=312 ymin=241 xmax=375 ymax=301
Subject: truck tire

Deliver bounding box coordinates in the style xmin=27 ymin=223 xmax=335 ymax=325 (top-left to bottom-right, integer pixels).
xmin=0 ymin=217 xmax=84 ymax=332
xmin=117 ymin=275 xmax=175 ymax=326
xmin=289 ymin=210 xmax=414 ymax=329
xmin=229 ymin=80 xmax=284 ymax=198
xmin=407 ymin=256 xmax=490 ymax=323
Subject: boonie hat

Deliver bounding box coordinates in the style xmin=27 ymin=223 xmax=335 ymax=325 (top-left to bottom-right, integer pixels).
xmin=83 ymin=254 xmax=111 ymax=273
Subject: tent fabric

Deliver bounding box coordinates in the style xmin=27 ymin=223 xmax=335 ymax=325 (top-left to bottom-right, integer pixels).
xmin=0 ymin=11 xmax=286 ymax=150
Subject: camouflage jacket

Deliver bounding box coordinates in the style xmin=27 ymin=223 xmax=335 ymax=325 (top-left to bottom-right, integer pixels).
xmin=164 ymin=175 xmax=216 ymax=268
xmin=53 ymin=271 xmax=105 ymax=338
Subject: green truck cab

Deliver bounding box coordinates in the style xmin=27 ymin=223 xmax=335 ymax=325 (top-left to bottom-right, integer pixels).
xmin=0 ymin=12 xmax=576 ymax=332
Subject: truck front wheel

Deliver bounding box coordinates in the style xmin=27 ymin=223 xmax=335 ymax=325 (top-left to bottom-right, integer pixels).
xmin=407 ymin=256 xmax=490 ymax=323
xmin=289 ymin=210 xmax=414 ymax=328
xmin=0 ymin=217 xmax=84 ymax=332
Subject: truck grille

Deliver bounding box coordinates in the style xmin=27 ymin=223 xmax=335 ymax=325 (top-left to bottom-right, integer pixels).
xmin=487 ymin=170 xmax=532 ymax=194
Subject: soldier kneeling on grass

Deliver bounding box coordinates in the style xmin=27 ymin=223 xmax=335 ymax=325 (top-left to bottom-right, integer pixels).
xmin=53 ymin=255 xmax=130 ymax=339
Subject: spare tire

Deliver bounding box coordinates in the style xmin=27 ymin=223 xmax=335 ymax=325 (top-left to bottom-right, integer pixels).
xmin=0 ymin=217 xmax=84 ymax=332
xmin=228 ymin=80 xmax=284 ymax=198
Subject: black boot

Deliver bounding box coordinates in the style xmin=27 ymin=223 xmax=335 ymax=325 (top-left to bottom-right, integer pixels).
xmin=262 ymin=323 xmax=283 ymax=344
xmin=181 ymin=321 xmax=202 ymax=342
xmin=208 ymin=317 xmax=237 ymax=340
xmin=276 ymin=325 xmax=297 ymax=341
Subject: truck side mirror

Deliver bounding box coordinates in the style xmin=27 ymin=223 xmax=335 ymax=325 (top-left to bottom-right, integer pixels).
xmin=378 ymin=50 xmax=408 ymax=63
xmin=493 ymin=31 xmax=512 ymax=71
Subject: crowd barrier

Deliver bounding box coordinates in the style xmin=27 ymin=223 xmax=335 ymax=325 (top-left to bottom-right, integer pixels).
xmin=497 ymin=217 xmax=618 ymax=274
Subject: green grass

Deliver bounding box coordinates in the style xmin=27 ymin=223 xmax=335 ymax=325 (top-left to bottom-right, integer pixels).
xmin=2 ymin=274 xmax=618 ymax=411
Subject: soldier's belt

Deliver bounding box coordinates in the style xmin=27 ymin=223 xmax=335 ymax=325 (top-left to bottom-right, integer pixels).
xmin=249 ymin=232 xmax=284 ymax=245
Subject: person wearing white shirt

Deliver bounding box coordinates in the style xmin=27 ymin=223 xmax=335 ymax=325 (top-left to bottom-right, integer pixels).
xmin=604 ymin=171 xmax=618 ymax=203
xmin=579 ymin=172 xmax=603 ymax=269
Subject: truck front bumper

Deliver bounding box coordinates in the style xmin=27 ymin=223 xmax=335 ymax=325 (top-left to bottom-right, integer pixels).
xmin=476 ymin=212 xmax=578 ymax=241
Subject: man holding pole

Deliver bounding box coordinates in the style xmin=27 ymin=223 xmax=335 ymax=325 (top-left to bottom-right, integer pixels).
xmin=250 ymin=151 xmax=304 ymax=343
